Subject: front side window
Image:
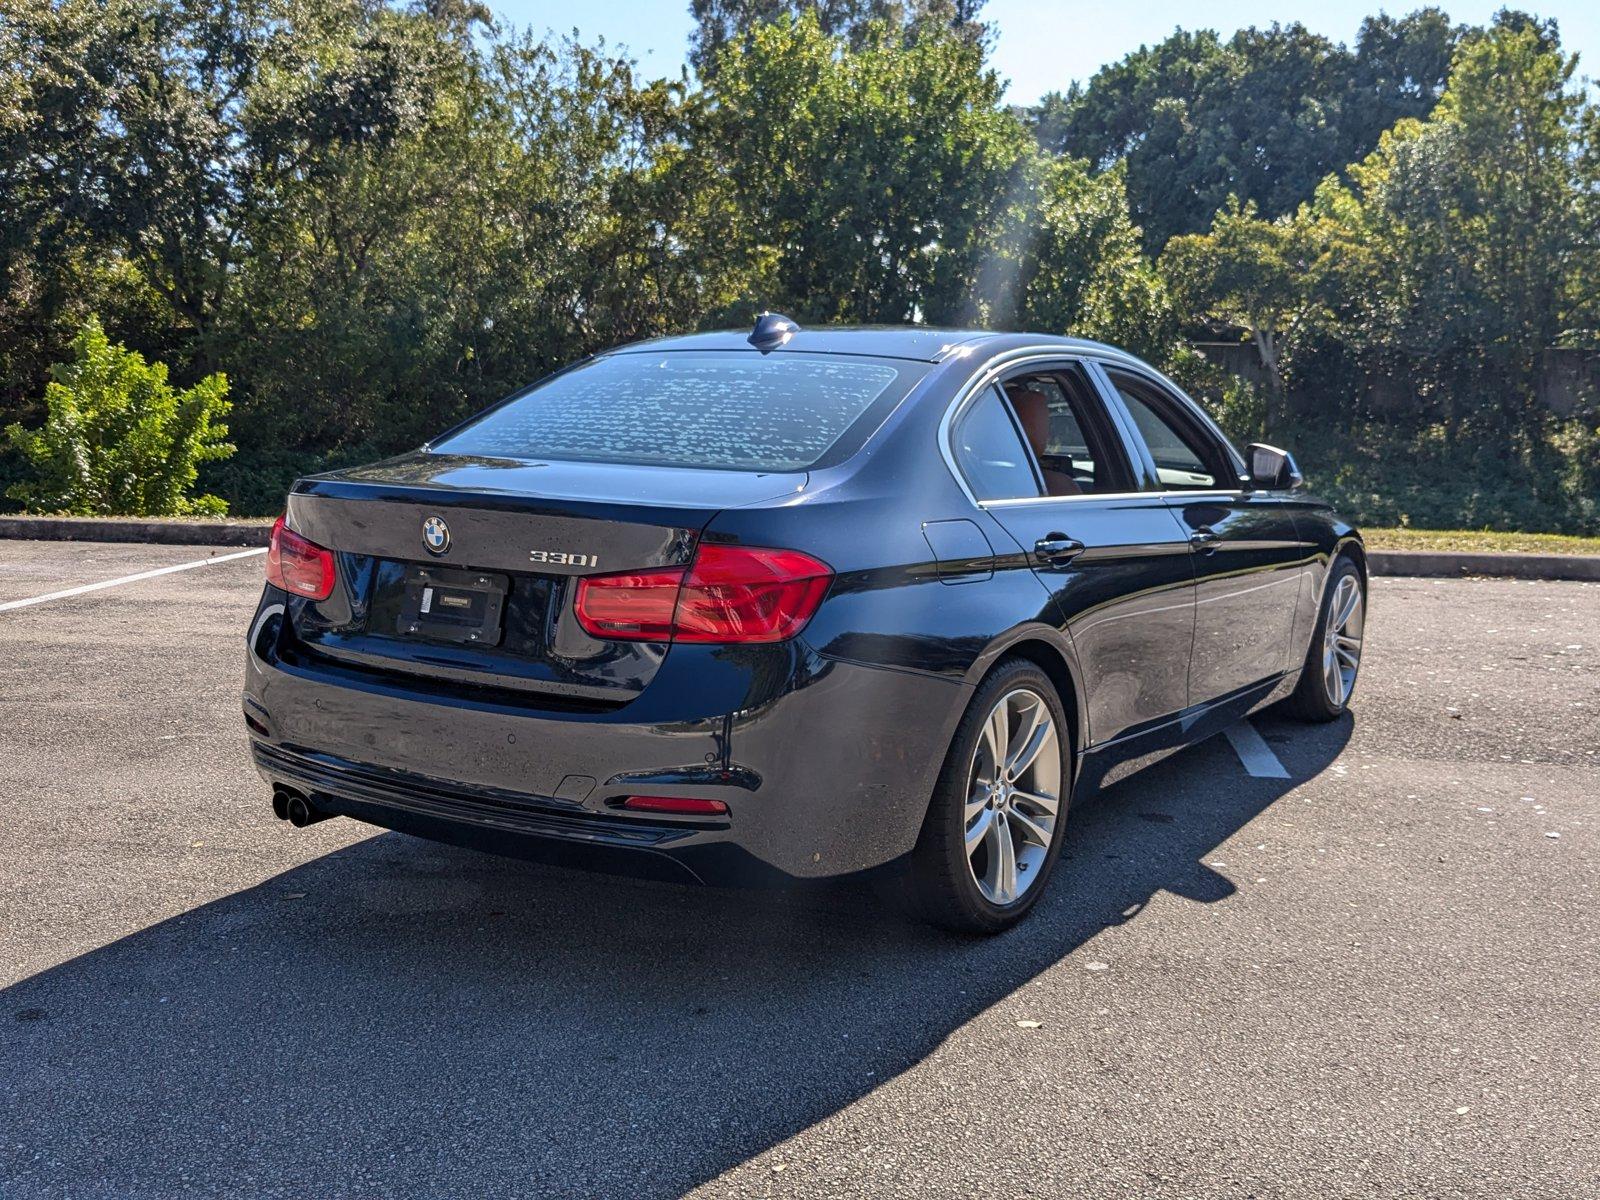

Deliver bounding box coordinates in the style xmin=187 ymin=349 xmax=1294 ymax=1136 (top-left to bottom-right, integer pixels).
xmin=951 ymin=387 xmax=1041 ymax=501
xmin=1108 ymin=373 xmax=1230 ymax=491
xmin=435 ymin=352 xmax=925 ymax=472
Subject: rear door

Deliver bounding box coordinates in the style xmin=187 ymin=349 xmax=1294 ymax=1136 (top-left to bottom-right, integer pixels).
xmin=949 ymin=360 xmax=1196 ymax=748
xmin=1096 ymin=364 xmax=1306 ymax=707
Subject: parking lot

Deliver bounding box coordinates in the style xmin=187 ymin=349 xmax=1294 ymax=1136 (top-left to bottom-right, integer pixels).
xmin=1 ymin=538 xmax=1595 ymax=1198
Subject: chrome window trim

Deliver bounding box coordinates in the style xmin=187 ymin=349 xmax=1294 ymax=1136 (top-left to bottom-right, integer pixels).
xmin=950 ymin=379 xmax=1051 ymax=503
xmin=939 ymin=351 xmax=1079 ymax=507
xmin=982 ymin=490 xmax=1238 ymax=509
xmin=938 ymin=346 xmax=1248 ymax=510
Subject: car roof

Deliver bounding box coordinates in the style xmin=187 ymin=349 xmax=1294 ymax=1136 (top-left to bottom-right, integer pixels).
xmin=609 ymin=326 xmax=1136 ymax=365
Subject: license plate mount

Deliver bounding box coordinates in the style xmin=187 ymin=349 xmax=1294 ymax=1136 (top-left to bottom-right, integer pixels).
xmin=396 ymin=565 xmax=508 ymax=647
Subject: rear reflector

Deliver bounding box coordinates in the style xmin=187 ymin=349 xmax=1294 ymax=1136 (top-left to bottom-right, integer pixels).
xmin=575 ymin=544 xmax=832 ymax=644
xmin=622 ymin=795 xmax=729 ymax=816
xmin=266 ymin=515 xmax=336 ymax=601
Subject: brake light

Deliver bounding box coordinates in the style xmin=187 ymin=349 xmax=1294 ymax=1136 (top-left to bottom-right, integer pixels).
xmin=574 ymin=544 xmax=832 ymax=644
xmin=622 ymin=795 xmax=729 ymax=816
xmin=571 ymin=566 xmax=684 ymax=640
xmin=266 ymin=516 xmax=336 ymax=601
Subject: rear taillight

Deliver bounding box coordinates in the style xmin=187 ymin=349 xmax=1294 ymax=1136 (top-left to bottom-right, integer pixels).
xmin=574 ymin=544 xmax=832 ymax=645
xmin=571 ymin=566 xmax=684 ymax=640
xmin=672 ymin=545 xmax=833 ymax=643
xmin=266 ymin=515 xmax=336 ymax=601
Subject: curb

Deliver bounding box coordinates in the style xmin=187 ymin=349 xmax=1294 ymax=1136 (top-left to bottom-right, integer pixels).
xmin=1367 ymin=549 xmax=1600 ymax=582
xmin=0 ymin=515 xmax=272 ymax=547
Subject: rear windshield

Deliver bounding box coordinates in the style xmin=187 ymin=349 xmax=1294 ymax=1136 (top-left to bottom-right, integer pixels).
xmin=432 ymin=351 xmax=926 ymax=472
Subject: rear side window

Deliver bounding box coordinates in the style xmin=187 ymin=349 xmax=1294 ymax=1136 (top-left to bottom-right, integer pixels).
xmin=951 ymin=387 xmax=1042 ymax=501
xmin=433 ymin=352 xmax=924 ymax=472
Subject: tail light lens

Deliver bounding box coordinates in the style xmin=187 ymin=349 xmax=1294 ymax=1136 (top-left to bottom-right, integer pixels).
xmin=672 ymin=545 xmax=833 ymax=643
xmin=571 ymin=567 xmax=683 ymax=640
xmin=575 ymin=544 xmax=832 ymax=644
xmin=266 ymin=515 xmax=336 ymax=601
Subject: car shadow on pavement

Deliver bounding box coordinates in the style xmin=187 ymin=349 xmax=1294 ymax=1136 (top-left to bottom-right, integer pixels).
xmin=2 ymin=713 xmax=1350 ymax=1198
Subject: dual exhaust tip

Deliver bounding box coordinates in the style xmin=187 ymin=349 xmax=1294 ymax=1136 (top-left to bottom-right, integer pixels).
xmin=270 ymin=786 xmax=334 ymax=829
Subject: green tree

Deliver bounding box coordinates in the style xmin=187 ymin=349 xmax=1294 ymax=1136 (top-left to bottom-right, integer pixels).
xmin=1314 ymin=20 xmax=1594 ymax=438
xmin=696 ymin=12 xmax=1029 ymax=325
xmin=1574 ymin=93 xmax=1600 ymax=350
xmin=4 ymin=0 xmax=1591 ymax=534
xmin=6 ymin=317 xmax=234 ymax=515
xmin=1006 ymin=159 xmax=1174 ymax=360
xmin=214 ymin=23 xmax=761 ymax=513
xmin=688 ymin=0 xmax=987 ymax=76
xmin=0 ymin=0 xmax=155 ymax=423
xmin=1163 ymin=197 xmax=1331 ymax=432
xmin=0 ymin=0 xmax=440 ymax=383
xmin=1344 ymin=8 xmax=1463 ymax=151
xmin=1033 ymin=14 xmax=1463 ymax=252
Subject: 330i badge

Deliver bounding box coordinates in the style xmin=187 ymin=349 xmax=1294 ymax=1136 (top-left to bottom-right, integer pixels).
xmin=244 ymin=315 xmax=1365 ymax=933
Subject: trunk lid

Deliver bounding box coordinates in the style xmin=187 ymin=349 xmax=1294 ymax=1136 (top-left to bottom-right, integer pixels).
xmin=280 ymin=452 xmax=805 ymax=704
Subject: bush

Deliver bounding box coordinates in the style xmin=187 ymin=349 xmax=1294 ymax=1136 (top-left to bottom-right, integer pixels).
xmin=5 ymin=318 xmax=235 ymax=516
xmin=1288 ymin=419 xmax=1600 ymax=536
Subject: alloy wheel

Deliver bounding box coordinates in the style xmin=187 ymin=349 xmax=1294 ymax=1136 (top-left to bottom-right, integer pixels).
xmin=963 ymin=688 xmax=1062 ymax=907
xmin=1322 ymin=574 xmax=1364 ymax=708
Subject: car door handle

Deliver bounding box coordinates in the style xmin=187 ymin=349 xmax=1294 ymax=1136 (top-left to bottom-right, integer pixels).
xmin=1189 ymin=526 xmax=1220 ymax=553
xmin=1033 ymin=534 xmax=1086 ymax=566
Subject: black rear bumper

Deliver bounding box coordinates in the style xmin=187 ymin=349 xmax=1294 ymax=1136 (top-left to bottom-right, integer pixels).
xmin=250 ymin=742 xmax=780 ymax=885
xmin=245 ymin=603 xmax=973 ymax=883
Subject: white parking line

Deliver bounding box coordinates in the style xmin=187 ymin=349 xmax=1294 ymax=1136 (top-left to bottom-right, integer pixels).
xmin=0 ymin=547 xmax=267 ymax=613
xmin=1223 ymin=720 xmax=1290 ymax=779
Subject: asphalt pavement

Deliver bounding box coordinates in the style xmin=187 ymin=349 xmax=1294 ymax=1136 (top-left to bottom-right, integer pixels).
xmin=1 ymin=539 xmax=1595 ymax=1199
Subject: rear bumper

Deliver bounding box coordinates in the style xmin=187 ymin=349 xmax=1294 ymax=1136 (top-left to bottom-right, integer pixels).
xmin=249 ymin=741 xmax=767 ymax=884
xmin=244 ymin=611 xmax=971 ymax=883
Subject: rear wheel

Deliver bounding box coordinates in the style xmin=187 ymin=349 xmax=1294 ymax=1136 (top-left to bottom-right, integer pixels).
xmin=1283 ymin=555 xmax=1365 ymax=722
xmin=903 ymin=659 xmax=1070 ymax=934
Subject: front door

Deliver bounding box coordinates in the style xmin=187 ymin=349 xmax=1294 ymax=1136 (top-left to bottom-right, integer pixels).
xmin=1100 ymin=367 xmax=1306 ymax=706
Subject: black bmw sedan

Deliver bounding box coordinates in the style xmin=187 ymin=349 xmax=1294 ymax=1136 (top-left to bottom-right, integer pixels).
xmin=244 ymin=318 xmax=1365 ymax=933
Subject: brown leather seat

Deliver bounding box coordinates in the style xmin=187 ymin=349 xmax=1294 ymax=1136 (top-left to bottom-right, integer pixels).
xmin=1006 ymin=385 xmax=1081 ymax=496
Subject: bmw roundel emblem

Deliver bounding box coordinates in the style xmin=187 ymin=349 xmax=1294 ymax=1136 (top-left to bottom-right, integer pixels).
xmin=422 ymin=515 xmax=451 ymax=555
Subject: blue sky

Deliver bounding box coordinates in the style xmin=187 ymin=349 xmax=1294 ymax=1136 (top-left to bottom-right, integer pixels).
xmin=488 ymin=0 xmax=1598 ymax=102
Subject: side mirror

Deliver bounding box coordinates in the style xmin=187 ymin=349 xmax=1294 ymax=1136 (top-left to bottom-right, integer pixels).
xmin=1246 ymin=443 xmax=1303 ymax=491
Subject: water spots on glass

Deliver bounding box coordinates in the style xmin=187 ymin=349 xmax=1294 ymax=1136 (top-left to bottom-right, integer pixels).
xmin=438 ymin=354 xmax=904 ymax=472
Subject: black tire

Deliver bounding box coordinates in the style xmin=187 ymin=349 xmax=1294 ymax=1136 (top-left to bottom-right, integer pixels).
xmin=1282 ymin=554 xmax=1366 ymax=722
xmin=902 ymin=658 xmax=1071 ymax=935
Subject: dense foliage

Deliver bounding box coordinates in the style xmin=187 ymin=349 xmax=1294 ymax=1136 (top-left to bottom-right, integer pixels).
xmin=688 ymin=0 xmax=988 ymax=75
xmin=1163 ymin=18 xmax=1600 ymax=531
xmin=0 ymin=0 xmax=1595 ymax=530
xmin=1031 ymin=10 xmax=1467 ymax=252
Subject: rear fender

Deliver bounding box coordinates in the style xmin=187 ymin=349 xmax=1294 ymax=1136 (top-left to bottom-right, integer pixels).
xmin=963 ymin=624 xmax=1088 ymax=776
